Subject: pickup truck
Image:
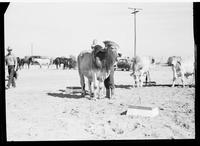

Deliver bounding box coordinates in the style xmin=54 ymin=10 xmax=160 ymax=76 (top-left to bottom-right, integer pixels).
xmin=114 ymin=58 xmax=131 ymax=71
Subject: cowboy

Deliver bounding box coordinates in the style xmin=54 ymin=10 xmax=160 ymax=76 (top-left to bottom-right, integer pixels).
xmin=91 ymin=39 xmax=105 ymax=50
xmin=91 ymin=39 xmax=98 ymax=50
xmin=5 ymin=46 xmax=18 ymax=89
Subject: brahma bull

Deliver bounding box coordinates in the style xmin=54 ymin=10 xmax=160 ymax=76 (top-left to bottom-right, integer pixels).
xmin=130 ymin=56 xmax=153 ymax=87
xmin=77 ymin=41 xmax=118 ymax=100
xmin=171 ymin=57 xmax=194 ymax=87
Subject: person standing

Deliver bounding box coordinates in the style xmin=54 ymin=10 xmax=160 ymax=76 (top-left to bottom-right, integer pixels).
xmin=103 ymin=41 xmax=119 ymax=99
xmin=91 ymin=39 xmax=98 ymax=50
xmin=5 ymin=47 xmax=18 ymax=89
xmin=91 ymin=39 xmax=105 ymax=50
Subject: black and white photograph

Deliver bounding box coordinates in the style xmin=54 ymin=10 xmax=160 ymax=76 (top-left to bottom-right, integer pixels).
xmin=2 ymin=0 xmax=197 ymax=141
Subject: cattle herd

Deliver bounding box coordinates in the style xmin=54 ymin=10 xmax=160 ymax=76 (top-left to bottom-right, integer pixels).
xmin=9 ymin=41 xmax=195 ymax=101
xmin=16 ymin=56 xmax=77 ymax=70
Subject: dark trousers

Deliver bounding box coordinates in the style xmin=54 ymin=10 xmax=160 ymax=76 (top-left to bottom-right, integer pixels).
xmin=7 ymin=65 xmax=16 ymax=87
xmin=104 ymin=66 xmax=115 ymax=97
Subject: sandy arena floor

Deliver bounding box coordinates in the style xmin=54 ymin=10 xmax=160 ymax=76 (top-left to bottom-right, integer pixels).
xmin=5 ymin=64 xmax=195 ymax=141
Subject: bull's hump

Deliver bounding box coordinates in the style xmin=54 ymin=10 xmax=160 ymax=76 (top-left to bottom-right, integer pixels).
xmin=79 ymin=50 xmax=92 ymax=56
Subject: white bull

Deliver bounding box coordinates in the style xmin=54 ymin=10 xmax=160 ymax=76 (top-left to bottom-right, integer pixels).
xmin=131 ymin=56 xmax=153 ymax=87
xmin=171 ymin=57 xmax=194 ymax=87
xmin=33 ymin=58 xmax=52 ymax=68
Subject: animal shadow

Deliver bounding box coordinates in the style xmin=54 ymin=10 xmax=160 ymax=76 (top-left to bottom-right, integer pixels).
xmin=115 ymin=84 xmax=133 ymax=89
xmin=47 ymin=86 xmax=85 ymax=99
xmin=143 ymin=83 xmax=195 ymax=88
xmin=115 ymin=82 xmax=194 ymax=88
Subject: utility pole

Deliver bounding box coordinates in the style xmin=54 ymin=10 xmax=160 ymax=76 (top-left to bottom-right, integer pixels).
xmin=128 ymin=7 xmax=142 ymax=58
xmin=31 ymin=43 xmax=33 ymax=56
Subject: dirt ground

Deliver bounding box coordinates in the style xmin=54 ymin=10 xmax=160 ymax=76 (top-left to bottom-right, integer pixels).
xmin=5 ymin=64 xmax=195 ymax=141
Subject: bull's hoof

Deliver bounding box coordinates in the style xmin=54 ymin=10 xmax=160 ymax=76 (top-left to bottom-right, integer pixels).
xmin=106 ymin=89 xmax=111 ymax=99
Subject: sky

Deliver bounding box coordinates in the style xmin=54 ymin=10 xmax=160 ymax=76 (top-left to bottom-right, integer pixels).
xmin=4 ymin=2 xmax=194 ymax=59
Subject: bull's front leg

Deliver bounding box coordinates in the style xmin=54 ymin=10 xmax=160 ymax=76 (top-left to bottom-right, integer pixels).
xmin=172 ymin=66 xmax=177 ymax=87
xmin=133 ymin=75 xmax=138 ymax=88
xmin=172 ymin=77 xmax=176 ymax=87
xmin=139 ymin=75 xmax=144 ymax=87
xmin=88 ymin=80 xmax=93 ymax=98
xmin=79 ymin=74 xmax=86 ymax=96
xmin=146 ymin=71 xmax=151 ymax=86
xmin=181 ymin=75 xmax=185 ymax=88
xmin=98 ymin=80 xmax=104 ymax=99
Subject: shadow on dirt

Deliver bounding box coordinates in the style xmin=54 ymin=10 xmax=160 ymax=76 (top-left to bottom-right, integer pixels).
xmin=115 ymin=84 xmax=133 ymax=89
xmin=47 ymin=86 xmax=85 ymax=99
xmin=115 ymin=83 xmax=194 ymax=88
xmin=144 ymin=84 xmax=195 ymax=88
xmin=47 ymin=92 xmax=84 ymax=99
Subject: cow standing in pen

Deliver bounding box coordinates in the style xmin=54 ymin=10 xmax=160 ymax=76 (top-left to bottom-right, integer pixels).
xmin=77 ymin=41 xmax=118 ymax=100
xmin=130 ymin=56 xmax=153 ymax=87
xmin=171 ymin=57 xmax=194 ymax=87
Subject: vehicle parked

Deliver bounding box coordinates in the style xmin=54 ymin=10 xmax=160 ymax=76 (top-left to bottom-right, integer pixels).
xmin=115 ymin=58 xmax=131 ymax=71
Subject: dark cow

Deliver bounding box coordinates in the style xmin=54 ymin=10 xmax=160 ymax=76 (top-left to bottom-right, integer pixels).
xmin=61 ymin=58 xmax=70 ymax=69
xmin=77 ymin=40 xmax=118 ymax=100
xmin=53 ymin=57 xmax=76 ymax=69
xmin=53 ymin=57 xmax=61 ymax=69
xmin=21 ymin=57 xmax=33 ymax=69
xmin=53 ymin=57 xmax=68 ymax=69
xmin=66 ymin=57 xmax=77 ymax=69
xmin=16 ymin=57 xmax=23 ymax=70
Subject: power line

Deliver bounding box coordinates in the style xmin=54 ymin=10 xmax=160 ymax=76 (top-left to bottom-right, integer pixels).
xmin=129 ymin=7 xmax=142 ymax=58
